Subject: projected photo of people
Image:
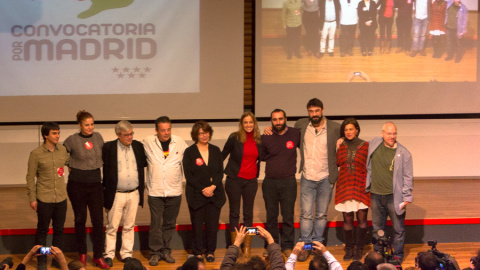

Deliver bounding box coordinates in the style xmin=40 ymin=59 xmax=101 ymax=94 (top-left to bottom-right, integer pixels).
xmin=259 ymin=0 xmax=477 ymax=83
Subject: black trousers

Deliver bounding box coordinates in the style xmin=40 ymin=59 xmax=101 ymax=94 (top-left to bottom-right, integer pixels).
xmin=36 ymin=199 xmax=67 ymax=263
xmin=302 ymin=11 xmax=320 ymax=52
xmin=340 ymin=24 xmax=357 ymax=54
xmin=225 ymin=176 xmax=258 ymax=231
xmin=286 ymin=26 xmax=302 ymax=57
xmin=378 ymin=16 xmax=394 ymax=41
xmin=188 ymin=202 xmax=221 ymax=256
xmin=67 ymin=181 xmax=104 ymax=259
xmin=148 ymin=195 xmax=182 ymax=255
xmin=359 ymin=26 xmax=376 ymax=53
xmin=396 ymin=17 xmax=412 ymax=50
xmin=262 ymin=177 xmax=297 ymax=250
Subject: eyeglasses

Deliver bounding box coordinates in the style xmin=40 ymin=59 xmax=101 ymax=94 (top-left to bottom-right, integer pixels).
xmin=120 ymin=132 xmax=134 ymax=137
xmin=382 ymin=131 xmax=397 ymax=136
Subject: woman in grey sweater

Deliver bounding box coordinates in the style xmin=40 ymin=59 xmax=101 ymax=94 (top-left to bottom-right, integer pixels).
xmin=64 ymin=110 xmax=109 ymax=269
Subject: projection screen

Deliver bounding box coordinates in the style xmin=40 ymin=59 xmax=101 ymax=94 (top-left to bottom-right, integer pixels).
xmin=255 ymin=0 xmax=479 ymax=117
xmin=0 ymin=0 xmax=244 ymax=122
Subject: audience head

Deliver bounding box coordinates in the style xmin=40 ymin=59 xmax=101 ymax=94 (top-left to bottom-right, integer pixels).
xmin=179 ymin=256 xmax=206 ymax=270
xmin=348 ymin=261 xmax=368 ymax=270
xmin=68 ymin=260 xmax=86 ymax=270
xmin=123 ymin=258 xmax=145 ymax=270
xmin=377 ymin=263 xmax=397 ymax=270
xmin=232 ymin=263 xmax=253 ymax=270
xmin=365 ymin=251 xmax=385 ymax=270
xmin=416 ymin=252 xmax=438 ymax=270
xmin=309 ymin=253 xmax=329 ymax=270
xmin=248 ymin=256 xmax=267 ymax=270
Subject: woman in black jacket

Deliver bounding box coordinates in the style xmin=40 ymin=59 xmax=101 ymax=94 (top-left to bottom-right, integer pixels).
xmin=183 ymin=120 xmax=226 ymax=262
xmin=358 ymin=0 xmax=378 ymax=56
xmin=222 ymin=112 xmax=262 ymax=258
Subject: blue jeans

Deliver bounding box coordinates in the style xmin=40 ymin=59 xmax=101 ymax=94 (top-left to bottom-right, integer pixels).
xmin=299 ymin=176 xmax=333 ymax=243
xmin=371 ymin=193 xmax=406 ymax=260
xmin=411 ymin=18 xmax=428 ymax=51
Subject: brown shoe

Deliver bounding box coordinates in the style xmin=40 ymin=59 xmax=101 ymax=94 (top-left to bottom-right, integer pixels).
xmin=297 ymin=250 xmax=311 ymax=262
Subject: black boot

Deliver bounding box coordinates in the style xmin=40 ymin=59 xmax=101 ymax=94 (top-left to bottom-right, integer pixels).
xmin=353 ymin=227 xmax=369 ymax=261
xmin=343 ymin=229 xmax=355 ymax=261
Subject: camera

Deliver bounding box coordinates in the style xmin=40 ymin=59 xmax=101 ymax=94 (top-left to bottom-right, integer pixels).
xmin=0 ymin=257 xmax=14 ymax=270
xmin=372 ymin=230 xmax=402 ymax=270
xmin=246 ymin=227 xmax=259 ymax=235
xmin=424 ymin=240 xmax=460 ymax=270
xmin=36 ymin=247 xmax=52 ymax=255
xmin=304 ymin=242 xmax=313 ymax=250
xmin=354 ymin=72 xmax=361 ymax=76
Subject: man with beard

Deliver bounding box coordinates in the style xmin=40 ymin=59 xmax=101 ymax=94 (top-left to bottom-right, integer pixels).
xmin=261 ymin=108 xmax=301 ymax=258
xmin=295 ymin=98 xmax=340 ymax=262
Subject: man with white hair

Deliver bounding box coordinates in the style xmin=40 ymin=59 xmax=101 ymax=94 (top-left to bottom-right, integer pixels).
xmin=366 ymin=122 xmax=413 ymax=263
xmin=102 ymin=120 xmax=147 ymax=266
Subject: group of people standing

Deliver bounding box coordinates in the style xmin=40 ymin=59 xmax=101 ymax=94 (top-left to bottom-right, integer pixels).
xmin=282 ymin=0 xmax=468 ymax=61
xmin=26 ymin=98 xmax=413 ymax=269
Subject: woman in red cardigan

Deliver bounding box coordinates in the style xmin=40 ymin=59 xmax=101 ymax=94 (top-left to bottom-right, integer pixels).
xmin=336 ymin=118 xmax=370 ymax=261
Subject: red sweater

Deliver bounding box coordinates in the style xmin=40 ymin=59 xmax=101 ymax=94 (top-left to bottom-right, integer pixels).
xmin=238 ymin=132 xmax=259 ymax=179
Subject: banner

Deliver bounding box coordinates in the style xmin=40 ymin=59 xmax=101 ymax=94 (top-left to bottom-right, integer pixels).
xmin=0 ymin=0 xmax=200 ymax=96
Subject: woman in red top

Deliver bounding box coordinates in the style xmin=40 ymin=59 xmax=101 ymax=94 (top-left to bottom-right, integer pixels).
xmin=222 ymin=112 xmax=262 ymax=258
xmin=378 ymin=0 xmax=395 ymax=53
xmin=336 ymin=118 xmax=370 ymax=261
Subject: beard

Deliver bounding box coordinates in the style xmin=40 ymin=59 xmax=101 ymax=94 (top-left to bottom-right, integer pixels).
xmin=309 ymin=115 xmax=323 ymax=125
xmin=272 ymin=122 xmax=287 ymax=133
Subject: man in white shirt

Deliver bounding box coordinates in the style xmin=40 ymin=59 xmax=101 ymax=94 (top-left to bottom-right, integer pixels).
xmin=143 ymin=116 xmax=187 ymax=265
xmin=410 ymin=0 xmax=430 ymax=56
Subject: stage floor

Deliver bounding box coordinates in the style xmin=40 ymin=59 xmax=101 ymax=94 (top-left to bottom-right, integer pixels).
xmin=1 ymin=179 xmax=479 ymax=231
xmin=3 ymin=242 xmax=479 ymax=270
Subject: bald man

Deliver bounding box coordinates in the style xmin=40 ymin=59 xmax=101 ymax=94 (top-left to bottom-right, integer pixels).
xmin=366 ymin=122 xmax=413 ymax=263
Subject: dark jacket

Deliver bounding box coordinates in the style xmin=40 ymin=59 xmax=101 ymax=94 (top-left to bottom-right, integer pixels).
xmin=102 ymin=139 xmax=147 ymax=210
xmin=183 ymin=143 xmax=226 ymax=210
xmin=222 ymin=132 xmax=263 ymax=179
xmin=394 ymin=0 xmax=413 ymax=19
xmin=319 ymin=0 xmax=341 ymax=28
xmin=358 ymin=0 xmax=378 ymax=29
xmin=220 ymin=243 xmax=286 ymax=270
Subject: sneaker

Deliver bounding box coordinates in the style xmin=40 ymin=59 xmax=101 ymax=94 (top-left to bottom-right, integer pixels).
xmin=163 ymin=253 xmax=175 ymax=264
xmin=104 ymin=258 xmax=113 ymax=267
xmin=149 ymin=254 xmax=161 ymax=266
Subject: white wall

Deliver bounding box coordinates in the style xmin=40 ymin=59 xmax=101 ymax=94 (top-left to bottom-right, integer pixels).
xmin=1 ymin=119 xmax=479 ymax=186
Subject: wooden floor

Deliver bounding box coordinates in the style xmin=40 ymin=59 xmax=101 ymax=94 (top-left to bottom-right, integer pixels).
xmin=260 ymin=45 xmax=477 ymax=83
xmin=1 ymin=179 xmax=479 ymax=231
xmin=4 ymin=242 xmax=480 ymax=270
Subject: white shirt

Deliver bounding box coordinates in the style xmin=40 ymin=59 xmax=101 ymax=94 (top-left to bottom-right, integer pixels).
xmin=325 ymin=0 xmax=337 ymax=21
xmin=116 ymin=140 xmax=139 ymax=191
xmin=303 ymin=122 xmax=329 ymax=181
xmin=414 ymin=0 xmax=428 ymax=19
xmin=143 ymin=134 xmax=187 ymax=197
xmin=340 ymin=0 xmax=361 ymax=25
